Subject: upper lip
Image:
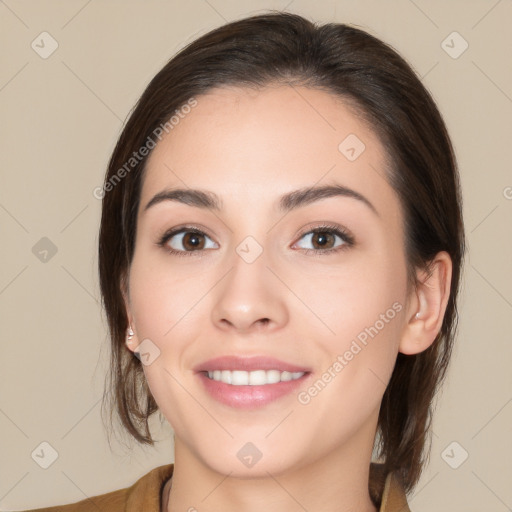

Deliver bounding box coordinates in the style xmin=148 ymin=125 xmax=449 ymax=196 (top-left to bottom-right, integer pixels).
xmin=193 ymin=356 xmax=311 ymax=373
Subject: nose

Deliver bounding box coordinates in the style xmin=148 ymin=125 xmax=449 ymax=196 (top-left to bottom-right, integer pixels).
xmin=210 ymin=247 xmax=289 ymax=334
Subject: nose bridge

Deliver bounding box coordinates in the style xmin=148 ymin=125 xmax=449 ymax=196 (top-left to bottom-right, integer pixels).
xmin=210 ymin=233 xmax=288 ymax=332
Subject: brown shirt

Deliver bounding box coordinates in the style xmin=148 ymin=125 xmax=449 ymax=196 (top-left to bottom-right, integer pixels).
xmin=20 ymin=463 xmax=411 ymax=512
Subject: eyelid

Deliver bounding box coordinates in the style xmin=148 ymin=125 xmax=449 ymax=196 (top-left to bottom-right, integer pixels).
xmin=157 ymin=223 xmax=215 ymax=241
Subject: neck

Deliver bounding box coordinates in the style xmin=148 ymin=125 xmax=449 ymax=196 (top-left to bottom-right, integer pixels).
xmin=165 ymin=436 xmax=378 ymax=512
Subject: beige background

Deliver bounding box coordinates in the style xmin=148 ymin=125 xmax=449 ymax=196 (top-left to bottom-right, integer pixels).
xmin=1 ymin=1 xmax=511 ymax=510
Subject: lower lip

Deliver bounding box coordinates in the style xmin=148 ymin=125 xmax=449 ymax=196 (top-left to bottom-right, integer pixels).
xmin=197 ymin=372 xmax=310 ymax=409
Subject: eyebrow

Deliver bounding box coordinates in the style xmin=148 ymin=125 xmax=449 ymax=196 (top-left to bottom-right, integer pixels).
xmin=143 ymin=184 xmax=378 ymax=216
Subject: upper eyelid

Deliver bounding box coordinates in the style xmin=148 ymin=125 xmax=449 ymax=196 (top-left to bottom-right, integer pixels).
xmin=159 ymin=224 xmax=215 ymax=240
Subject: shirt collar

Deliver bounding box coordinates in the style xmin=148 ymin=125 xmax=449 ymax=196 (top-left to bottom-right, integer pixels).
xmin=124 ymin=462 xmax=410 ymax=512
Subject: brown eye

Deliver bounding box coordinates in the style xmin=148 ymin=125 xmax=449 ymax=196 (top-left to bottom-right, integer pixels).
xmin=294 ymin=227 xmax=351 ymax=253
xmin=181 ymin=232 xmax=205 ymax=250
xmin=311 ymin=231 xmax=336 ymax=249
xmin=163 ymin=229 xmax=218 ymax=253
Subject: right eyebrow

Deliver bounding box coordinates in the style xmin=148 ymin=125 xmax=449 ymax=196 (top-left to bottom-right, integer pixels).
xmin=143 ymin=188 xmax=223 ymax=213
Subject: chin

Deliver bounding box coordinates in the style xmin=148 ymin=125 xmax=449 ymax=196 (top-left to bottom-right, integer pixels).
xmin=192 ymin=439 xmax=301 ymax=478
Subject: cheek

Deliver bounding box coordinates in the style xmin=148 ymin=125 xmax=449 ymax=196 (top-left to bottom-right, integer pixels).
xmin=128 ymin=253 xmax=203 ymax=340
xmin=296 ymin=250 xmax=407 ymax=348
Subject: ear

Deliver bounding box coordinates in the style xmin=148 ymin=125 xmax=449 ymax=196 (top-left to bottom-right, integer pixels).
xmin=399 ymin=251 xmax=452 ymax=355
xmin=121 ymin=273 xmax=138 ymax=353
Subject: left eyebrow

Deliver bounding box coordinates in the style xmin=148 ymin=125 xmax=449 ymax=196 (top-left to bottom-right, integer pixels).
xmin=278 ymin=184 xmax=379 ymax=216
xmin=143 ymin=184 xmax=378 ymax=217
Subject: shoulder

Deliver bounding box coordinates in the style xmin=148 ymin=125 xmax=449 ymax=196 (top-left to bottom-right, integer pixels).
xmin=17 ymin=464 xmax=174 ymax=512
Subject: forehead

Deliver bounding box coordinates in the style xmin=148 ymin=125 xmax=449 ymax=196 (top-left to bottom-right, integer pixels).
xmin=139 ymin=85 xmax=399 ymax=219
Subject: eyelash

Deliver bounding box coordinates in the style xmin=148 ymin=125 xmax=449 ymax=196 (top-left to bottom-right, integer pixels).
xmin=156 ymin=223 xmax=355 ymax=258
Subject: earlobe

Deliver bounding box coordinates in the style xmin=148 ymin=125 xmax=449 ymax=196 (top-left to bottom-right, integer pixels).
xmin=399 ymin=251 xmax=452 ymax=355
xmin=125 ymin=323 xmax=138 ymax=353
xmin=126 ymin=325 xmax=135 ymax=345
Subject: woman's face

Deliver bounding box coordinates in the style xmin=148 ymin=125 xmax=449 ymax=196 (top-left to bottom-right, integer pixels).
xmin=125 ymin=85 xmax=412 ymax=477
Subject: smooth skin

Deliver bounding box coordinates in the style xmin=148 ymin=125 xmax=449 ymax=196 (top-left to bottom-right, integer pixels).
xmin=123 ymin=84 xmax=452 ymax=512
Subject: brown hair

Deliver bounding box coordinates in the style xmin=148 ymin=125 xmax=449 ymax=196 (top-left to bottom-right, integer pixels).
xmin=99 ymin=11 xmax=465 ymax=495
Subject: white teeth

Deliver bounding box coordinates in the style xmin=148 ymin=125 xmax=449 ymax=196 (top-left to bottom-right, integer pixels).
xmin=221 ymin=370 xmax=231 ymax=384
xmin=266 ymin=370 xmax=281 ymax=384
xmin=206 ymin=369 xmax=305 ymax=385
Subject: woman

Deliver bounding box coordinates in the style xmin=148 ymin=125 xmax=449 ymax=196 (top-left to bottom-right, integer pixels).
xmin=25 ymin=11 xmax=464 ymax=512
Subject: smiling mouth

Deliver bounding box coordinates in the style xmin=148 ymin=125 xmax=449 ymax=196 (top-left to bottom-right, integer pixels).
xmin=204 ymin=369 xmax=307 ymax=385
